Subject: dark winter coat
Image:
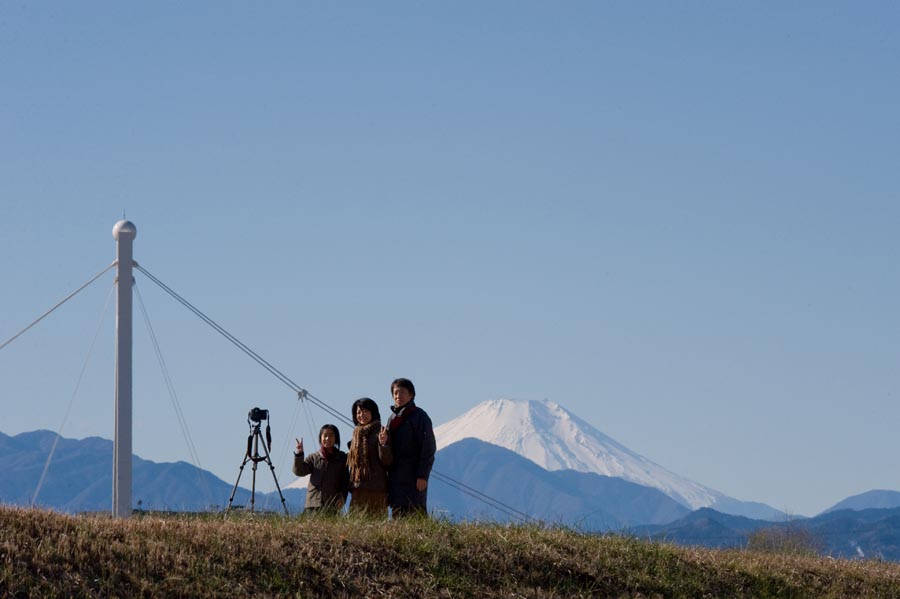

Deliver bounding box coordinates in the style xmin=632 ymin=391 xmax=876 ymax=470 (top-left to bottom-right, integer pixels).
xmin=386 ymin=402 xmax=436 ymax=509
xmin=293 ymin=449 xmax=350 ymax=511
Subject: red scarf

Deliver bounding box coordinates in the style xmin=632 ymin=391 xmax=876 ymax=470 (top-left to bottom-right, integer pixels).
xmin=320 ymin=445 xmax=336 ymax=461
xmin=389 ymin=402 xmax=417 ymax=431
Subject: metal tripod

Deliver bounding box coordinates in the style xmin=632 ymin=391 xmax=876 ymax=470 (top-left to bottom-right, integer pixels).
xmin=226 ymin=419 xmax=289 ymax=515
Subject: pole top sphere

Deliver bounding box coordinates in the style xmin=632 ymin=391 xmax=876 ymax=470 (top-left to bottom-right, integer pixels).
xmin=113 ymin=220 xmax=137 ymax=241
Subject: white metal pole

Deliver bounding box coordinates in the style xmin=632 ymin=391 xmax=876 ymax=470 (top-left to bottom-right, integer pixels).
xmin=112 ymin=220 xmax=136 ymax=518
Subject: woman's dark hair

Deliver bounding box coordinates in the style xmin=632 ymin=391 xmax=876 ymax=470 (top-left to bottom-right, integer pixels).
xmin=390 ymin=377 xmax=416 ymax=400
xmin=351 ymin=397 xmax=381 ymax=425
xmin=319 ymin=424 xmax=340 ymax=447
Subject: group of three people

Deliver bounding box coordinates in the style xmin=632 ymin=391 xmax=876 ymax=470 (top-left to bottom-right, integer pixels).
xmin=292 ymin=377 xmax=437 ymax=518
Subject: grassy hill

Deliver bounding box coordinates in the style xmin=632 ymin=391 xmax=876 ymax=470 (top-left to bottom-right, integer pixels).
xmin=2 ymin=506 xmax=900 ymax=598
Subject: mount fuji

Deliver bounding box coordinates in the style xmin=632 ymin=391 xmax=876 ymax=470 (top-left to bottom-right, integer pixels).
xmin=434 ymin=399 xmax=781 ymax=520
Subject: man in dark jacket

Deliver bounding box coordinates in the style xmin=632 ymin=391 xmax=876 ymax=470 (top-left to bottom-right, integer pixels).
xmin=386 ymin=377 xmax=436 ymax=518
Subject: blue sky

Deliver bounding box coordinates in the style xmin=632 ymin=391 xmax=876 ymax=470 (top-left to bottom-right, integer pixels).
xmin=2 ymin=2 xmax=898 ymax=516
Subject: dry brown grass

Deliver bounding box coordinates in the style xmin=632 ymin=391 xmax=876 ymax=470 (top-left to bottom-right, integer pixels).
xmin=2 ymin=506 xmax=900 ymax=598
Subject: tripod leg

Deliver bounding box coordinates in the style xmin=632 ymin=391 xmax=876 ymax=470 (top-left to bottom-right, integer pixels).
xmin=258 ymin=433 xmax=290 ymax=515
xmin=248 ymin=428 xmax=263 ymax=512
xmin=250 ymin=456 xmax=259 ymax=512
xmin=226 ymin=454 xmax=252 ymax=512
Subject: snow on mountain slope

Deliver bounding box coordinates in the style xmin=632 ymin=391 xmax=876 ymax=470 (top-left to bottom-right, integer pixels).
xmin=434 ymin=398 xmax=722 ymax=510
xmin=285 ymin=477 xmax=307 ymax=490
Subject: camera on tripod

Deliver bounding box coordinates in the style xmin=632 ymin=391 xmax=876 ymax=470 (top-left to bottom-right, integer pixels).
xmin=228 ymin=406 xmax=288 ymax=515
xmin=248 ymin=407 xmax=269 ymax=423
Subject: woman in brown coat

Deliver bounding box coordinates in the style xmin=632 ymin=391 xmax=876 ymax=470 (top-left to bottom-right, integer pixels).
xmin=346 ymin=397 xmax=392 ymax=517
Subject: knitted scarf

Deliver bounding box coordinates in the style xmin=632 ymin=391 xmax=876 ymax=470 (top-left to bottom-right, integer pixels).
xmin=320 ymin=445 xmax=336 ymax=461
xmin=348 ymin=420 xmax=380 ymax=483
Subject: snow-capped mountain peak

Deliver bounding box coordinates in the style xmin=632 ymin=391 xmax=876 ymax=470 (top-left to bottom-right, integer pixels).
xmin=434 ymin=398 xmax=719 ymax=510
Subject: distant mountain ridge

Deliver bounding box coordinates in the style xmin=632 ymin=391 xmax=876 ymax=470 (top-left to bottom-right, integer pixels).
xmin=823 ymin=489 xmax=900 ymax=514
xmin=430 ymin=437 xmax=691 ymax=530
xmin=631 ymin=506 xmax=900 ymax=561
xmin=0 ymin=430 xmax=302 ymax=513
xmin=434 ymin=399 xmax=781 ymax=520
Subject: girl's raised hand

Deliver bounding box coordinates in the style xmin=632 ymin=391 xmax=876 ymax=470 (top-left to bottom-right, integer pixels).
xmin=378 ymin=426 xmax=388 ymax=446
xmin=295 ymin=437 xmax=304 ymax=453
